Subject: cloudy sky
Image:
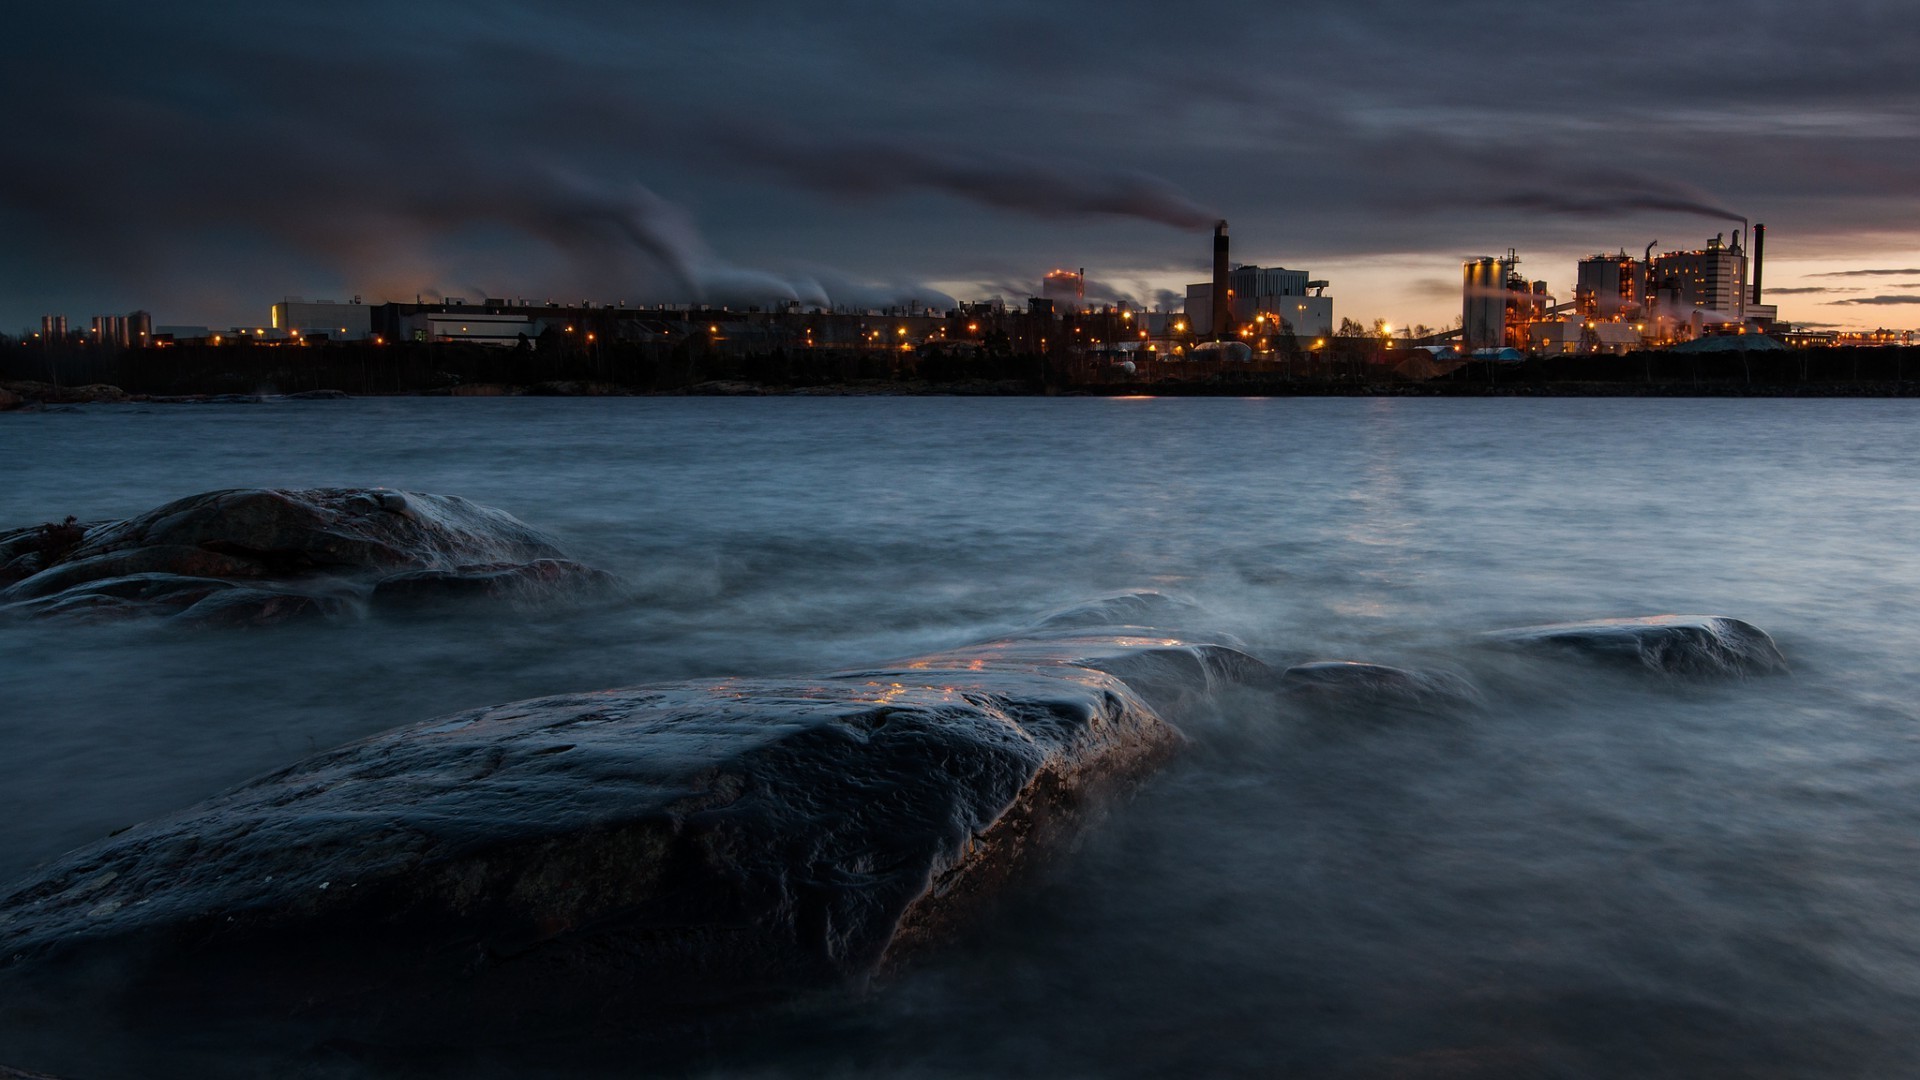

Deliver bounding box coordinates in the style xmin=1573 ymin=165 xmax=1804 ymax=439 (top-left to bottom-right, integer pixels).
xmin=6 ymin=0 xmax=1920 ymax=333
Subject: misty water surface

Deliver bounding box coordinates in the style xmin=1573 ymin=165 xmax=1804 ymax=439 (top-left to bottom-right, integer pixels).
xmin=4 ymin=396 xmax=1920 ymax=1078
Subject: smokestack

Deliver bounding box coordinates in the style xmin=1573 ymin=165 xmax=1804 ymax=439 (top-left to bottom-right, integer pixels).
xmin=1751 ymin=223 xmax=1766 ymax=306
xmin=1211 ymin=220 xmax=1229 ymax=339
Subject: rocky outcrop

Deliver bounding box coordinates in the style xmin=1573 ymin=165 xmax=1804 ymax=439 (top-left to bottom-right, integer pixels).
xmin=1278 ymin=661 xmax=1481 ymax=710
xmin=0 ymin=488 xmax=610 ymax=623
xmin=0 ymin=604 xmax=1256 ymax=1057
xmin=1483 ymin=615 xmax=1788 ymax=677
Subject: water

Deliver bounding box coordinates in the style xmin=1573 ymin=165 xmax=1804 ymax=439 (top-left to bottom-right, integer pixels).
xmin=5 ymin=396 xmax=1920 ymax=1077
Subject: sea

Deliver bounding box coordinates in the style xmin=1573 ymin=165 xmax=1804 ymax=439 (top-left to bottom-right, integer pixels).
xmin=4 ymin=395 xmax=1919 ymax=1078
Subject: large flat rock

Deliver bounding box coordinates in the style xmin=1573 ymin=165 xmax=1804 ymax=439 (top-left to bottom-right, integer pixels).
xmin=0 ymin=615 xmax=1256 ymax=1061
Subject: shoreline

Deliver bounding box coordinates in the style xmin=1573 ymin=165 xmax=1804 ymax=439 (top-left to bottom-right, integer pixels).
xmin=8 ymin=378 xmax=1920 ymax=407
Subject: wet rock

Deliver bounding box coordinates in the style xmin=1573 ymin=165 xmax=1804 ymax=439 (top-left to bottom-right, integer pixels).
xmin=173 ymin=587 xmax=359 ymax=626
xmin=1032 ymin=590 xmax=1207 ymax=632
xmin=281 ymin=389 xmax=350 ymax=400
xmin=0 ymin=489 xmax=604 ymax=622
xmin=1279 ymin=661 xmax=1481 ymax=710
xmin=0 ymin=519 xmax=97 ymax=588
xmin=0 ymin=388 xmax=23 ymax=411
xmin=0 ymin=621 xmax=1257 ymax=1052
xmin=369 ymin=558 xmax=617 ymax=614
xmin=1483 ymin=615 xmax=1787 ymax=677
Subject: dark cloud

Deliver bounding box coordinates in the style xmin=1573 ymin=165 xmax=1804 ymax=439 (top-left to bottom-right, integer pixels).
xmin=1764 ymin=286 xmax=1854 ymax=294
xmin=727 ymin=130 xmax=1217 ymax=230
xmin=1833 ymin=295 xmax=1920 ymax=305
xmin=7 ymin=0 xmax=1920 ymax=328
xmin=1812 ymin=268 xmax=1920 ymax=277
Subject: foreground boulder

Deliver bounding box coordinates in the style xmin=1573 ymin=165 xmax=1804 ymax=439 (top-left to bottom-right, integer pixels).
xmin=0 ymin=605 xmax=1257 ymax=1064
xmin=1483 ymin=615 xmax=1788 ymax=677
xmin=0 ymin=488 xmax=609 ymax=622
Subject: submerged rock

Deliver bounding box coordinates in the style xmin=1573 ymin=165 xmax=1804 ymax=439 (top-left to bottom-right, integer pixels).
xmin=0 ymin=610 xmax=1256 ymax=1058
xmin=369 ymin=558 xmax=616 ymax=614
xmin=1483 ymin=615 xmax=1788 ymax=677
xmin=1278 ymin=661 xmax=1481 ymax=710
xmin=0 ymin=488 xmax=609 ymax=623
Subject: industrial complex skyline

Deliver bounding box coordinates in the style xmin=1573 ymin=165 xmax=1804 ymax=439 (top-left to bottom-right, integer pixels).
xmin=6 ymin=1 xmax=1919 ymax=334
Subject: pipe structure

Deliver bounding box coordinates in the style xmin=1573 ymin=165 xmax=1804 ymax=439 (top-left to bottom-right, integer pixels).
xmin=1211 ymin=220 xmax=1230 ymax=340
xmin=1751 ymin=224 xmax=1766 ymax=306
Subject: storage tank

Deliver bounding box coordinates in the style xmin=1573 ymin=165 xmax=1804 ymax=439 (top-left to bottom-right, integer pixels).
xmin=1463 ymin=258 xmax=1504 ymax=352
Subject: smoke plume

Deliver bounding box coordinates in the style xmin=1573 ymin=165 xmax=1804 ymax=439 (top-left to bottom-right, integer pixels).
xmin=731 ymin=131 xmax=1218 ymax=230
xmin=1496 ymin=190 xmax=1747 ymax=230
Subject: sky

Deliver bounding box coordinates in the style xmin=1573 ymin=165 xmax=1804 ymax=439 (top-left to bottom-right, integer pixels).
xmin=6 ymin=0 xmax=1920 ymax=334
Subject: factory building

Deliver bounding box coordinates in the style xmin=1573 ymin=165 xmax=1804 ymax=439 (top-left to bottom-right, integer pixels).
xmin=87 ymin=311 xmax=152 ymax=349
xmin=1462 ymin=252 xmax=1553 ymax=352
xmin=1041 ymin=269 xmax=1085 ymax=313
xmin=1575 ymin=252 xmax=1639 ymax=319
xmin=1527 ymin=320 xmax=1642 ymax=355
xmin=1184 ymin=223 xmax=1333 ymax=341
xmin=1648 ymin=233 xmax=1747 ymax=325
xmin=1471 ymin=226 xmax=1783 ymax=356
xmin=270 ymin=298 xmax=374 ymax=341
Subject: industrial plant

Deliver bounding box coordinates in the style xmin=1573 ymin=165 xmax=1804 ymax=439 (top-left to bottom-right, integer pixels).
xmin=1458 ymin=225 xmax=1782 ymax=357
xmin=19 ymin=214 xmax=1915 ymax=400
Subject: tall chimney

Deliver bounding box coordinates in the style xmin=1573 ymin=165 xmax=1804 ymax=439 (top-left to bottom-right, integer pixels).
xmin=1750 ymin=223 xmax=1766 ymax=306
xmin=1211 ymin=220 xmax=1230 ymax=339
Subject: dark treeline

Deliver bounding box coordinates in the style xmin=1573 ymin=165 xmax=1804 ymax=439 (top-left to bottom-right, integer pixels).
xmin=1443 ymin=346 xmax=1920 ymax=388
xmin=1089 ymin=346 xmax=1920 ymax=396
xmin=6 ymin=338 xmax=1920 ymax=397
xmin=0 ymin=339 xmax=1045 ymax=396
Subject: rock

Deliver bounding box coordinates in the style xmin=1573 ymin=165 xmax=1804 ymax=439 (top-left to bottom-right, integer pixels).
xmin=0 ymin=489 xmax=604 ymax=622
xmin=0 ymin=615 xmax=1257 ymax=1055
xmin=1483 ymin=615 xmax=1788 ymax=677
xmin=1032 ymin=590 xmax=1207 ymax=632
xmin=0 ymin=382 xmax=124 ymax=405
xmin=0 ymin=519 xmax=98 ymax=588
xmin=0 ymin=388 xmax=23 ymax=411
xmin=281 ymin=389 xmax=350 ymax=400
xmin=369 ymin=558 xmax=617 ymax=614
xmin=173 ymin=587 xmax=359 ymax=626
xmin=1278 ymin=661 xmax=1481 ymax=710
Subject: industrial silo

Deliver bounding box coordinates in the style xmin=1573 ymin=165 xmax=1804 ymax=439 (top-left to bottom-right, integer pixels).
xmin=1462 ymin=258 xmax=1504 ymax=352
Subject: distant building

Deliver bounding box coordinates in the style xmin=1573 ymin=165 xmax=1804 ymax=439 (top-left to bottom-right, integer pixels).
xmin=270 ymin=298 xmax=373 ymax=340
xmin=88 ymin=311 xmax=151 ymax=348
xmin=407 ymin=311 xmax=537 ymax=346
xmin=1527 ymin=318 xmax=1641 ymax=355
xmin=1186 ymin=264 xmax=1331 ymax=339
xmin=1648 ymin=234 xmax=1747 ymax=323
xmin=1575 ymin=252 xmax=1639 ymax=318
xmin=1041 ymin=269 xmax=1085 ymax=313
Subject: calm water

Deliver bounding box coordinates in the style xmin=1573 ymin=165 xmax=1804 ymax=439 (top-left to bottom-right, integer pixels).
xmin=5 ymin=397 xmax=1920 ymax=1078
